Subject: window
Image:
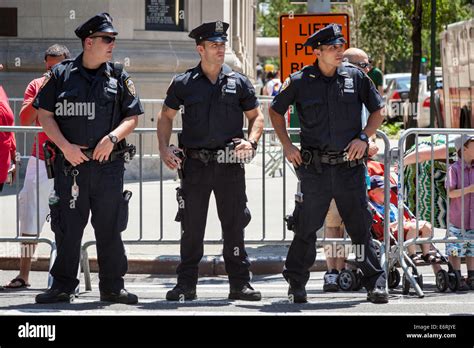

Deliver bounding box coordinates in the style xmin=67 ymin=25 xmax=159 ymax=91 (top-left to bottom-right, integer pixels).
xmin=145 ymin=0 xmax=184 ymax=31
xmin=0 ymin=8 xmax=17 ymax=37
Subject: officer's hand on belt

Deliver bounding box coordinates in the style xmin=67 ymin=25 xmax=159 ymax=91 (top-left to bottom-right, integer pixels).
xmin=283 ymin=143 xmax=302 ymax=167
xmin=62 ymin=143 xmax=90 ymax=167
xmin=344 ymin=139 xmax=368 ymax=161
xmin=93 ymin=135 xmax=115 ymax=162
xmin=234 ymin=138 xmax=254 ymax=161
xmin=160 ymin=145 xmax=183 ymax=170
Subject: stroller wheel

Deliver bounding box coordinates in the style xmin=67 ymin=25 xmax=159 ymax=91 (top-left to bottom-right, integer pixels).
xmin=436 ymin=270 xmax=448 ymax=292
xmin=388 ymin=269 xmax=401 ymax=289
xmin=338 ymin=269 xmax=355 ymax=291
xmin=448 ymin=271 xmax=459 ymax=292
xmin=352 ymin=269 xmax=363 ymax=291
xmin=402 ymin=274 xmax=410 ymax=295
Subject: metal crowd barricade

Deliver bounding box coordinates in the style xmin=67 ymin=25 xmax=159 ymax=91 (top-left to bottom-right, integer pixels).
xmin=81 ymin=127 xmax=298 ymax=290
xmin=0 ymin=102 xmax=392 ymax=293
xmin=82 ymin=128 xmax=392 ymax=291
xmin=397 ymin=128 xmax=474 ymax=298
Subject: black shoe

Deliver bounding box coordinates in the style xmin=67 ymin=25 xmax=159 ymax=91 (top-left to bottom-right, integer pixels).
xmin=100 ymin=289 xmax=138 ymax=304
xmin=288 ymin=282 xmax=307 ymax=303
xmin=367 ymin=286 xmax=389 ymax=304
xmin=35 ymin=288 xmax=74 ymax=304
xmin=229 ymin=283 xmax=262 ymax=301
xmin=166 ymin=284 xmax=197 ymax=301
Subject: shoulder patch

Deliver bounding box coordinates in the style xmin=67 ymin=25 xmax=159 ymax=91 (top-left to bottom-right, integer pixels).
xmin=125 ymin=77 xmax=136 ymax=97
xmin=280 ymin=77 xmax=291 ymax=92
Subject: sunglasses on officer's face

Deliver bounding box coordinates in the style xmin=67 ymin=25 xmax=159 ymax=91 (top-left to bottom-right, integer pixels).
xmin=89 ymin=35 xmax=116 ymax=44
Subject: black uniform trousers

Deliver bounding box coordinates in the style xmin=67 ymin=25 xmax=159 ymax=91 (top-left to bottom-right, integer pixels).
xmin=176 ymin=158 xmax=252 ymax=288
xmin=283 ymin=162 xmax=385 ymax=290
xmin=49 ymin=156 xmax=129 ymax=293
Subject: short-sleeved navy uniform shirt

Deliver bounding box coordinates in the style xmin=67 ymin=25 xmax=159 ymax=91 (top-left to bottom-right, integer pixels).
xmin=35 ymin=53 xmax=144 ymax=148
xmin=164 ymin=63 xmax=259 ymax=149
xmin=271 ymin=62 xmax=384 ymax=152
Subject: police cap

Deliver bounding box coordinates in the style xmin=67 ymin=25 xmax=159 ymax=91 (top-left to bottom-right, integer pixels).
xmin=189 ymin=21 xmax=229 ymax=44
xmin=75 ymin=12 xmax=118 ymax=40
xmin=303 ymin=23 xmax=346 ymax=49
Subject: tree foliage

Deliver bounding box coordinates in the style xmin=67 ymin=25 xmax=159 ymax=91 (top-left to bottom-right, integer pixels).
xmin=257 ymin=0 xmax=306 ymax=37
xmin=360 ymin=0 xmax=472 ymax=72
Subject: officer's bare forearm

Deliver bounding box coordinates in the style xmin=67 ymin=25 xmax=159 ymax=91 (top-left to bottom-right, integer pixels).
xmin=37 ymin=109 xmax=73 ymax=151
xmin=244 ymin=107 xmax=264 ymax=142
xmin=157 ymin=104 xmax=178 ymax=150
xmin=111 ymin=115 xmax=138 ymax=141
xmin=269 ymin=107 xmax=292 ymax=148
xmin=20 ymin=100 xmax=38 ymax=126
xmin=363 ymin=108 xmax=384 ymax=138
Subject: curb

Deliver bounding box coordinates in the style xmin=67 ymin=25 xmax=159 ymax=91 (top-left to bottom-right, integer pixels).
xmin=0 ymin=256 xmax=328 ymax=275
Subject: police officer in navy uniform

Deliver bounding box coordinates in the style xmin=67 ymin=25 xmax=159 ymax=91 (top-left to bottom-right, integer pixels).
xmin=269 ymin=24 xmax=389 ymax=304
xmin=157 ymin=21 xmax=264 ymax=301
xmin=34 ymin=13 xmax=144 ymax=304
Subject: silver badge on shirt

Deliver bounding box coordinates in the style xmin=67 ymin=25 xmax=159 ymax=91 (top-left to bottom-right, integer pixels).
xmin=344 ymin=77 xmax=354 ymax=93
xmin=225 ymin=78 xmax=237 ymax=94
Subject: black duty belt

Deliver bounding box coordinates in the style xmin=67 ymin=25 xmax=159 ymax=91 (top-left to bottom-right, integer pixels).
xmin=301 ymin=148 xmax=365 ymax=173
xmin=56 ymin=145 xmax=136 ymax=165
xmin=185 ymin=149 xmax=221 ymax=164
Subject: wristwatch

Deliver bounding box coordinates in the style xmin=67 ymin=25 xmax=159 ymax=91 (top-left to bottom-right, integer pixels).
xmin=249 ymin=139 xmax=258 ymax=151
xmin=108 ymin=133 xmax=118 ymax=144
xmin=358 ymin=132 xmax=369 ymax=144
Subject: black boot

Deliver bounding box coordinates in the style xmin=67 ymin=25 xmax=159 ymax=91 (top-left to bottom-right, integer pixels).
xmin=229 ymin=283 xmax=262 ymax=301
xmin=367 ymin=274 xmax=389 ymax=304
xmin=288 ymin=281 xmax=307 ymax=303
xmin=35 ymin=288 xmax=74 ymax=304
xmin=100 ymin=289 xmax=138 ymax=304
xmin=166 ymin=284 xmax=197 ymax=301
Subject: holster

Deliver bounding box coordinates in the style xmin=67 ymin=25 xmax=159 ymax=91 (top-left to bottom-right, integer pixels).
xmin=43 ymin=141 xmax=56 ymax=179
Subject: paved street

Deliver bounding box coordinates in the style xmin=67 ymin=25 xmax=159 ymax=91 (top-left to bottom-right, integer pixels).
xmin=1 ymin=269 xmax=473 ymax=316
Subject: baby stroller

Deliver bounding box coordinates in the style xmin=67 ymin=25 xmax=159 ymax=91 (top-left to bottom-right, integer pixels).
xmin=367 ymin=160 xmax=460 ymax=294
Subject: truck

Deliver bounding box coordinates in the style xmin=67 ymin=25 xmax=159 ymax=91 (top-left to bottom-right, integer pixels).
xmin=439 ymin=18 xmax=473 ymax=129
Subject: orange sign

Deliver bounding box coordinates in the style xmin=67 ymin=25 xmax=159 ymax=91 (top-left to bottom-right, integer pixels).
xmin=279 ymin=13 xmax=350 ymax=81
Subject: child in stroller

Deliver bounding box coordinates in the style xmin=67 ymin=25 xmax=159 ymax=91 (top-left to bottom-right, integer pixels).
xmin=368 ymin=175 xmax=443 ymax=263
xmin=368 ymin=172 xmax=460 ymax=294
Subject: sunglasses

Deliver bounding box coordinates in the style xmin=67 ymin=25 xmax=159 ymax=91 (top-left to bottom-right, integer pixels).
xmin=351 ymin=61 xmax=371 ymax=69
xmin=89 ymin=35 xmax=116 ymax=44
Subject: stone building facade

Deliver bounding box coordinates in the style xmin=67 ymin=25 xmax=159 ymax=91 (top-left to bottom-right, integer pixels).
xmin=0 ymin=0 xmax=257 ymax=169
